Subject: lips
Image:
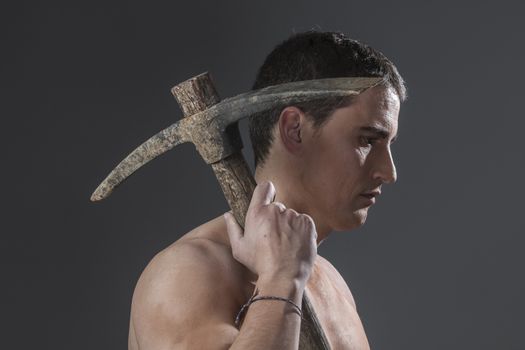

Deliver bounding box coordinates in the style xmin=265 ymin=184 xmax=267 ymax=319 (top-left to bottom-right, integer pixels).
xmin=359 ymin=194 xmax=376 ymax=205
xmin=360 ymin=193 xmax=376 ymax=199
xmin=359 ymin=190 xmax=380 ymax=206
xmin=361 ymin=190 xmax=381 ymax=197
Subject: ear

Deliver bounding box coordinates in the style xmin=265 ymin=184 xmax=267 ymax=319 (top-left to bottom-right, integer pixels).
xmin=277 ymin=106 xmax=307 ymax=155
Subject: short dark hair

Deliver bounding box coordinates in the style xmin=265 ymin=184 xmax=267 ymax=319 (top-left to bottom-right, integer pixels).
xmin=248 ymin=31 xmax=407 ymax=168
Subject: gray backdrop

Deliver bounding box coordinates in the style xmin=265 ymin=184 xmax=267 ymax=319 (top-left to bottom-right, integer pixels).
xmin=4 ymin=0 xmax=524 ymax=349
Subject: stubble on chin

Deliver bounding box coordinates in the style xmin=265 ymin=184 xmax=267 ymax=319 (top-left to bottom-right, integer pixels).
xmin=352 ymin=208 xmax=369 ymax=228
xmin=332 ymin=208 xmax=368 ymax=232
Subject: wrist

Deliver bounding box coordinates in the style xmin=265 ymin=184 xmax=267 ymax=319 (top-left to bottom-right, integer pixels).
xmin=235 ymin=277 xmax=304 ymax=328
xmin=256 ymin=275 xmax=305 ymax=304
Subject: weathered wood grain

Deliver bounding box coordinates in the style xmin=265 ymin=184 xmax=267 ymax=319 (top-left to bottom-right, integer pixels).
xmin=91 ymin=76 xmax=381 ymax=201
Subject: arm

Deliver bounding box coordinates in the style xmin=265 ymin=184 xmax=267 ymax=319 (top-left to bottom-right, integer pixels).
xmin=130 ymin=241 xmax=241 ymax=350
xmin=229 ymin=277 xmax=305 ymax=349
xmin=224 ymin=180 xmax=317 ymax=349
xmin=130 ymin=181 xmax=317 ymax=349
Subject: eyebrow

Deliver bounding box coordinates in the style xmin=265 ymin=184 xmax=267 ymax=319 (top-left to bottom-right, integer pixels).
xmin=359 ymin=126 xmax=398 ymax=142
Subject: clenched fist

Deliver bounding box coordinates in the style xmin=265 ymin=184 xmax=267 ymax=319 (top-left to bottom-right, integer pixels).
xmin=224 ymin=181 xmax=318 ymax=288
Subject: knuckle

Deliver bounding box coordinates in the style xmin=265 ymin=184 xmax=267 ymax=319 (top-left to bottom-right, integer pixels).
xmin=271 ymin=202 xmax=282 ymax=209
xmin=299 ymin=215 xmax=317 ymax=237
xmin=267 ymin=202 xmax=285 ymax=214
xmin=274 ymin=201 xmax=286 ymax=210
xmin=301 ymin=213 xmax=314 ymax=223
xmin=286 ymin=208 xmax=299 ymax=216
xmin=302 ymin=215 xmax=315 ymax=228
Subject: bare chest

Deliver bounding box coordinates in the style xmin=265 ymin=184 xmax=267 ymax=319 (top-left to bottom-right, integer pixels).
xmin=303 ymin=261 xmax=370 ymax=350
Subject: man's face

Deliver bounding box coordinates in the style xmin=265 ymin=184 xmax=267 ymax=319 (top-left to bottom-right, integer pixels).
xmin=299 ymin=85 xmax=400 ymax=232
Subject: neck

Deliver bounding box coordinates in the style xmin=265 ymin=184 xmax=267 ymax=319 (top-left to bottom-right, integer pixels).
xmin=254 ymin=165 xmax=332 ymax=245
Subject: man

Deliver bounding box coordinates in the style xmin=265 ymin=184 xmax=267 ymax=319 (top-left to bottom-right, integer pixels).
xmin=129 ymin=31 xmax=406 ymax=349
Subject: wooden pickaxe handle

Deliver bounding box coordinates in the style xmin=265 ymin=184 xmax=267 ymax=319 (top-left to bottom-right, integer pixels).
xmin=171 ymin=73 xmax=331 ymax=350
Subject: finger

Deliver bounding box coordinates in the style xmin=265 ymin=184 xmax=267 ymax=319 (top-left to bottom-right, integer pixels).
xmin=224 ymin=212 xmax=244 ymax=247
xmin=301 ymin=213 xmax=315 ymax=227
xmin=224 ymin=212 xmax=245 ymax=262
xmin=285 ymin=208 xmax=299 ymax=216
xmin=271 ymin=201 xmax=286 ymax=212
xmin=301 ymin=214 xmax=318 ymax=240
xmin=248 ymin=180 xmax=276 ymax=212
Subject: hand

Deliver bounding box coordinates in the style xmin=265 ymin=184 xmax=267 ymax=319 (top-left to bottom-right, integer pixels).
xmin=224 ymin=181 xmax=318 ymax=286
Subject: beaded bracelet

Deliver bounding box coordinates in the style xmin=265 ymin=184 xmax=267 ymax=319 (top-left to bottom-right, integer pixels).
xmin=234 ymin=288 xmax=303 ymax=328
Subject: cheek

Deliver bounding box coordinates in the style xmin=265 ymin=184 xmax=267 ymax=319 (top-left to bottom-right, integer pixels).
xmin=355 ymin=147 xmax=370 ymax=166
xmin=322 ymin=150 xmax=363 ymax=198
xmin=341 ymin=147 xmax=368 ymax=177
xmin=302 ymin=139 xmax=365 ymax=194
xmin=336 ymin=149 xmax=368 ymax=199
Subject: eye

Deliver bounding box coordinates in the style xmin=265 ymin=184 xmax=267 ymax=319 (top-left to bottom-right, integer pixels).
xmin=359 ymin=136 xmax=378 ymax=147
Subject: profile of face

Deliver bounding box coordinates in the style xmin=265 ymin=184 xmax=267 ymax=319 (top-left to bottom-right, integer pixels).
xmin=296 ymin=85 xmax=400 ymax=232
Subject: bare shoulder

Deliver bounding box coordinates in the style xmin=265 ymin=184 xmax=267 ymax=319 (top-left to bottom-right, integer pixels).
xmin=309 ymin=255 xmax=370 ymax=350
xmin=130 ymin=218 xmax=247 ymax=349
xmin=315 ymin=254 xmax=357 ymax=308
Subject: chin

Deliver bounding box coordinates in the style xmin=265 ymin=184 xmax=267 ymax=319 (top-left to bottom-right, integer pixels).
xmin=353 ymin=210 xmax=368 ymax=228
xmin=334 ymin=209 xmax=368 ymax=231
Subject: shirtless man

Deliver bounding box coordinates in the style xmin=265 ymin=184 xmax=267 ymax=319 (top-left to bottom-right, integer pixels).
xmin=129 ymin=31 xmax=406 ymax=349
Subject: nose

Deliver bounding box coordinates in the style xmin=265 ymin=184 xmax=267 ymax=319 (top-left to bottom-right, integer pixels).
xmin=372 ymin=146 xmax=397 ymax=184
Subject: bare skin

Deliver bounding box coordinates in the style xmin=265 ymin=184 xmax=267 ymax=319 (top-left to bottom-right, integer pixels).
xmin=129 ymin=85 xmax=400 ymax=349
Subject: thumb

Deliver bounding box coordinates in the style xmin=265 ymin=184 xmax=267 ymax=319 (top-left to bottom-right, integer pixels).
xmin=223 ymin=212 xmax=243 ymax=247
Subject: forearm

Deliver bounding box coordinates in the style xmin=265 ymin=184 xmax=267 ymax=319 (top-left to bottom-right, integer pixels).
xmin=229 ymin=278 xmax=305 ymax=350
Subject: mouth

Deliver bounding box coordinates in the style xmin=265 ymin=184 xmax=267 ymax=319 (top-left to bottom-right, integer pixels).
xmin=359 ymin=190 xmax=380 ymax=206
xmin=359 ymin=194 xmax=376 ymax=206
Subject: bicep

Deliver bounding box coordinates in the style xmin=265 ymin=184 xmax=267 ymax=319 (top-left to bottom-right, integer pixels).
xmin=179 ymin=323 xmax=238 ymax=350
xmin=130 ymin=243 xmax=240 ymax=350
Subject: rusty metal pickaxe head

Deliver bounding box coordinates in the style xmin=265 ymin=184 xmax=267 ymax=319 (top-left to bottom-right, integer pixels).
xmin=91 ymin=73 xmax=383 ymax=202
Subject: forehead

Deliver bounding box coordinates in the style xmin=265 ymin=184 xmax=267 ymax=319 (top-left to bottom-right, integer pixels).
xmin=322 ymin=85 xmax=400 ymax=136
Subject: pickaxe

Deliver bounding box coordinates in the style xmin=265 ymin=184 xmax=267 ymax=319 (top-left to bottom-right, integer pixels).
xmin=91 ymin=72 xmax=382 ymax=349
